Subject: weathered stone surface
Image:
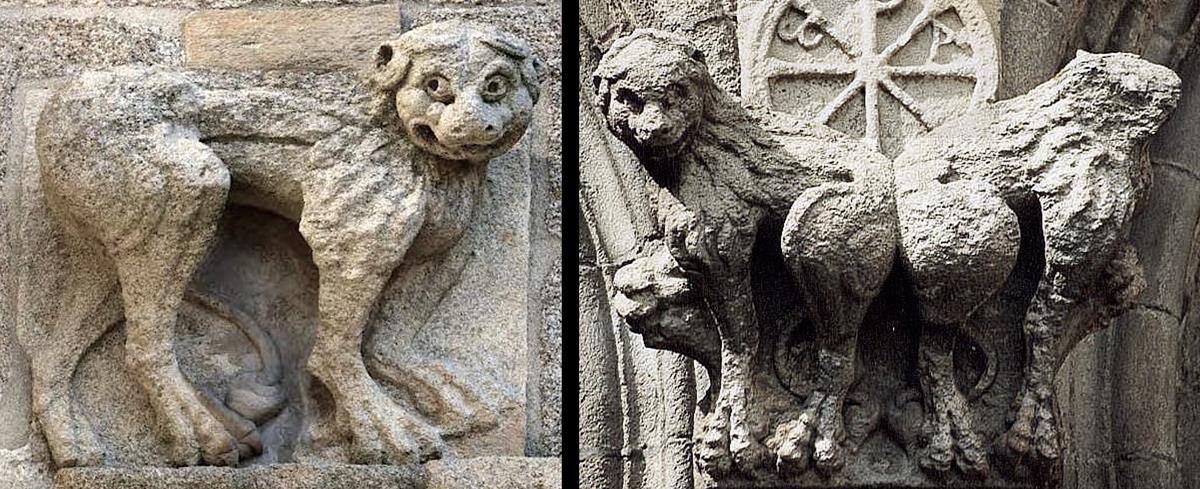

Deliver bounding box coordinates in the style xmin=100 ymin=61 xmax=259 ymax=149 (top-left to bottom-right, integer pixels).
xmin=737 ymin=0 xmax=1000 ymax=157
xmin=0 ymin=7 xmax=186 ymax=184
xmin=580 ymin=8 xmax=1182 ymax=489
xmin=0 ymin=445 xmax=52 ymax=489
xmin=402 ymin=3 xmax=562 ymax=78
xmin=53 ymin=457 xmax=561 ymax=489
xmin=396 ymin=2 xmax=564 ymax=457
xmin=426 ymin=456 xmax=561 ymax=488
xmin=0 ymin=18 xmax=184 ymax=388
xmin=4 ymin=19 xmax=547 ymax=474
xmin=0 ymin=0 xmax=387 ymax=8
xmin=181 ymin=5 xmax=401 ymax=71
xmin=55 ymin=464 xmax=428 ymax=489
xmin=0 ymin=1 xmax=561 ymax=488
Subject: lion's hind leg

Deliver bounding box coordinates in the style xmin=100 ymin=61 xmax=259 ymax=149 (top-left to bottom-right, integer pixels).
xmin=61 ymin=135 xmax=240 ymax=467
xmin=770 ymin=182 xmax=897 ymax=475
xmin=24 ymin=233 xmax=121 ymax=467
xmin=898 ymin=179 xmax=1019 ymax=476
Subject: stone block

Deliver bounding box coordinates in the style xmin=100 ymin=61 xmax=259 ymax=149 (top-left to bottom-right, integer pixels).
xmin=2 ymin=0 xmax=386 ymax=9
xmin=427 ymin=456 xmax=561 ymax=488
xmin=52 ymin=457 xmax=562 ymax=489
xmin=0 ymin=7 xmax=185 ymax=179
xmin=182 ymin=5 xmax=401 ymax=71
xmin=55 ymin=464 xmax=426 ymax=489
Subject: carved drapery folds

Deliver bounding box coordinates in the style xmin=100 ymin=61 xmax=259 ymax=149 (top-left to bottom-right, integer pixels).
xmin=583 ymin=11 xmax=1180 ymax=487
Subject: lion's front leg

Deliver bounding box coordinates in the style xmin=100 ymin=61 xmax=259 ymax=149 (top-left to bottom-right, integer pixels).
xmin=999 ymin=271 xmax=1068 ymax=478
xmin=696 ymin=272 xmax=771 ymax=478
xmin=305 ymin=269 xmax=444 ymax=465
xmin=300 ymin=159 xmax=443 ymax=465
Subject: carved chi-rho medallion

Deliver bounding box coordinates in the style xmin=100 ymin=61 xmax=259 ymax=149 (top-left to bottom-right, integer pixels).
xmin=739 ymin=0 xmax=998 ymax=156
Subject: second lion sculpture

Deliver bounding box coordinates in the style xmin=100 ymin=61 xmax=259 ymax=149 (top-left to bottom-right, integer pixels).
xmin=12 ymin=20 xmax=541 ymax=468
xmin=594 ymin=29 xmax=897 ymax=476
xmin=593 ymin=28 xmax=1183 ymax=485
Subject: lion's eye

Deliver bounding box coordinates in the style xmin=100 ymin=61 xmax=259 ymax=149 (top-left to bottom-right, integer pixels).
xmin=616 ymin=88 xmax=644 ymax=115
xmin=482 ymin=75 xmax=510 ymax=102
xmin=424 ymin=75 xmax=453 ymax=102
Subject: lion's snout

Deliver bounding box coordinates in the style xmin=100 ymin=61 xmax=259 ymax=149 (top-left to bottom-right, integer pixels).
xmin=435 ymin=99 xmax=505 ymax=147
xmin=631 ymin=103 xmax=683 ymax=147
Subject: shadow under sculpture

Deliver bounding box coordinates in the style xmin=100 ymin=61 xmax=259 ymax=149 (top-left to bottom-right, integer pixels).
xmin=591 ymin=29 xmax=1180 ymax=486
xmin=12 ymin=20 xmax=542 ymax=469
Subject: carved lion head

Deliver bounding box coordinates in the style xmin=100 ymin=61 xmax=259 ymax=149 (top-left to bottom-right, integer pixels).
xmin=366 ymin=21 xmax=544 ymax=162
xmin=593 ymin=29 xmax=711 ymax=157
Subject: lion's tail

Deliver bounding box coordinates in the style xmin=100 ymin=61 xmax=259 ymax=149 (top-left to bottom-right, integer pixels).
xmin=965 ymin=337 xmax=998 ymax=401
xmin=184 ymin=290 xmax=287 ymax=425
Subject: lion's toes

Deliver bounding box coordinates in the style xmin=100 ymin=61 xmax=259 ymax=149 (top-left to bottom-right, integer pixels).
xmin=812 ymin=434 xmax=846 ymax=474
xmin=194 ymin=412 xmax=243 ymax=467
xmin=916 ymin=408 xmax=990 ymax=477
xmin=347 ymin=398 xmax=444 ymax=466
xmin=768 ymin=414 xmax=815 ymax=475
xmin=54 ymin=439 xmax=104 ymax=468
xmin=695 ymin=414 xmax=734 ymax=477
xmin=730 ymin=435 xmax=771 ymax=477
xmin=999 ymin=402 xmax=1060 ymax=478
xmin=916 ymin=426 xmax=954 ymax=474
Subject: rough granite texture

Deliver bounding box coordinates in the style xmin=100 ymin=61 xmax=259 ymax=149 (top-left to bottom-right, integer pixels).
xmin=578 ymin=1 xmax=1194 ymax=487
xmin=397 ymin=0 xmax=564 ymax=457
xmin=0 ymin=0 xmax=389 ymax=8
xmin=181 ymin=6 xmax=403 ymax=71
xmin=53 ymin=456 xmax=561 ymax=488
xmin=0 ymin=2 xmax=562 ymax=488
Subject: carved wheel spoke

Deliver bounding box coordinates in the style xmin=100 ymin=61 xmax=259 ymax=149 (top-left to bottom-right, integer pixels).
xmin=880 ymin=76 xmax=933 ymax=129
xmin=817 ymin=78 xmax=865 ymax=124
xmin=887 ymin=63 xmax=978 ymax=79
xmin=762 ymin=58 xmax=858 ymax=78
xmin=877 ymin=9 xmax=933 ymax=62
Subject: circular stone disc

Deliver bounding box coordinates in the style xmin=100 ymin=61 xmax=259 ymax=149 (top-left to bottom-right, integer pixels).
xmin=741 ymin=0 xmax=998 ymax=157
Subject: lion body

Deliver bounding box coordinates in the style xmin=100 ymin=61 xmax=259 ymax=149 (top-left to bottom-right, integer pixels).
xmin=596 ymin=29 xmax=898 ymax=475
xmin=10 ymin=20 xmax=541 ymax=469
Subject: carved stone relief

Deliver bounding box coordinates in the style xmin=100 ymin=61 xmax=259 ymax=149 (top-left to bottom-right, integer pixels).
xmin=2 ymin=19 xmax=545 ymax=476
xmin=584 ymin=24 xmax=1180 ymax=488
xmin=738 ymin=0 xmax=998 ymax=156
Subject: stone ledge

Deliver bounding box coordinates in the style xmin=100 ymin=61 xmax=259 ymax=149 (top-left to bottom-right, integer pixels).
xmin=55 ymin=464 xmax=426 ymax=489
xmin=53 ymin=457 xmax=561 ymax=489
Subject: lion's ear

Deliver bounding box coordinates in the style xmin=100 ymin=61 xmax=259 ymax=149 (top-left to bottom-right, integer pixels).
xmin=529 ymin=54 xmax=546 ymax=83
xmin=366 ymin=42 xmax=412 ymax=92
xmin=375 ymin=44 xmax=395 ymax=67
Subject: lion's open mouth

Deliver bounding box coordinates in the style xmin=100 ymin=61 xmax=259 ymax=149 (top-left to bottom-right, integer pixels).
xmin=414 ymin=124 xmax=493 ymax=156
xmin=415 ymin=124 xmax=441 ymax=146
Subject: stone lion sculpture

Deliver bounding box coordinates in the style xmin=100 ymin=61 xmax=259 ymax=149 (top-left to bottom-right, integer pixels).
xmin=895 ymin=51 xmax=1180 ymax=478
xmin=594 ymin=29 xmax=897 ymax=476
xmin=13 ymin=20 xmax=541 ymax=468
xmin=592 ymin=28 xmax=1183 ymax=485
